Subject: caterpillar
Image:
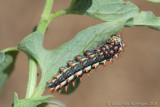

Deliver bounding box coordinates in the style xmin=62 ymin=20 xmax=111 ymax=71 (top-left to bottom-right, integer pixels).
xmin=48 ymin=33 xmax=127 ymax=94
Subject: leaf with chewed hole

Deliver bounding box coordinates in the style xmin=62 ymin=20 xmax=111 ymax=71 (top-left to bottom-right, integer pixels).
xmin=18 ymin=21 xmax=124 ymax=96
xmin=0 ymin=48 xmax=18 ymax=92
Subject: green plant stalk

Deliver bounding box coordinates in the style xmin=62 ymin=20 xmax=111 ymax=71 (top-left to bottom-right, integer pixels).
xmin=26 ymin=0 xmax=69 ymax=98
xmin=37 ymin=0 xmax=54 ymax=35
xmin=1 ymin=47 xmax=18 ymax=53
xmin=25 ymin=0 xmax=54 ymax=98
xmin=37 ymin=9 xmax=69 ymax=35
xmin=31 ymin=5 xmax=70 ymax=99
xmin=25 ymin=57 xmax=37 ymax=98
xmin=48 ymin=9 xmax=69 ymax=21
xmin=31 ymin=72 xmax=47 ymax=97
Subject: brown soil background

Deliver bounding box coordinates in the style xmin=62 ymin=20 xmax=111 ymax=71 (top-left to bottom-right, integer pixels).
xmin=0 ymin=0 xmax=160 ymax=107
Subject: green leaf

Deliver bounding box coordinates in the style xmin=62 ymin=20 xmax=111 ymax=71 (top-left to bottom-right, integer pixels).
xmin=68 ymin=0 xmax=139 ymax=22
xmin=0 ymin=48 xmax=18 ymax=92
xmin=13 ymin=95 xmax=53 ymax=107
xmin=126 ymin=11 xmax=160 ymax=30
xmin=18 ymin=21 xmax=124 ymax=96
xmin=14 ymin=92 xmax=19 ymax=105
xmin=0 ymin=52 xmax=5 ymax=63
xmin=147 ymin=0 xmax=160 ymax=3
xmin=37 ymin=100 xmax=66 ymax=107
xmin=68 ymin=0 xmax=160 ymax=30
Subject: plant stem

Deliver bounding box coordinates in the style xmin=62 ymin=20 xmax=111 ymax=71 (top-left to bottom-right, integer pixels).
xmin=31 ymin=74 xmax=47 ymax=97
xmin=25 ymin=57 xmax=37 ymax=98
xmin=37 ymin=0 xmax=54 ymax=35
xmin=2 ymin=47 xmax=18 ymax=53
xmin=25 ymin=0 xmax=54 ymax=98
xmin=31 ymin=8 xmax=70 ymax=99
xmin=26 ymin=0 xmax=69 ymax=98
xmin=48 ymin=9 xmax=69 ymax=21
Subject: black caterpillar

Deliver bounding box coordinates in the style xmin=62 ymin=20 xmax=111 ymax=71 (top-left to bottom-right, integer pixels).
xmin=48 ymin=33 xmax=126 ymax=94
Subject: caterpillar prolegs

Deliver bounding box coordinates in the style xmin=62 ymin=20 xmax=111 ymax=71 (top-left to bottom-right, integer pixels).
xmin=48 ymin=33 xmax=127 ymax=94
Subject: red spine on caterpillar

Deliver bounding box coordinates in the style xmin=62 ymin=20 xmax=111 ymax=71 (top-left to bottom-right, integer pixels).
xmin=47 ymin=33 xmax=127 ymax=94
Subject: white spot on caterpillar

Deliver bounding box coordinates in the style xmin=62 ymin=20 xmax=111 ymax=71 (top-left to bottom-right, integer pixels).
xmin=100 ymin=60 xmax=106 ymax=64
xmin=92 ymin=62 xmax=99 ymax=68
xmin=57 ymin=73 xmax=62 ymax=79
xmin=84 ymin=66 xmax=91 ymax=72
xmin=63 ymin=68 xmax=69 ymax=72
xmin=76 ymin=70 xmax=83 ymax=76
xmin=55 ymin=85 xmax=60 ymax=90
xmin=60 ymin=80 xmax=67 ymax=87
xmin=68 ymin=75 xmax=74 ymax=81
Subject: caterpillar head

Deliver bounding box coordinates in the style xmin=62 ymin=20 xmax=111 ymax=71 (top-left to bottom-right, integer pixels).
xmin=109 ymin=34 xmax=122 ymax=43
